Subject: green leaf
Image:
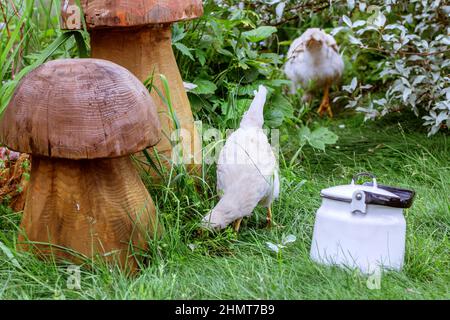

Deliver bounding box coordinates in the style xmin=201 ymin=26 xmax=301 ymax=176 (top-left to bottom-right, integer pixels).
xmin=242 ymin=26 xmax=277 ymax=42
xmin=268 ymin=79 xmax=292 ymax=87
xmin=188 ymin=94 xmax=211 ymax=113
xmin=171 ymin=24 xmax=186 ymax=43
xmin=237 ymin=83 xmax=261 ymax=96
xmin=265 ymin=109 xmax=285 ymax=128
xmin=264 ymin=92 xmax=294 ymax=128
xmin=1 ymin=31 xmax=79 ymax=114
xmin=159 ymin=74 xmax=180 ymax=130
xmin=216 ymin=47 xmax=234 ymax=57
xmin=72 ymin=31 xmax=89 ymax=58
xmin=298 ymin=126 xmax=311 ymax=139
xmin=0 ymin=241 xmax=21 ymax=269
xmin=238 ymin=61 xmax=249 ymax=70
xmin=174 ymin=42 xmax=194 ymax=60
xmin=195 ymin=49 xmax=206 ymax=66
xmin=300 ymin=127 xmax=339 ymax=151
xmin=192 ymin=79 xmax=217 ymax=95
xmin=236 ymin=98 xmax=253 ymax=116
xmin=0 ymin=11 xmax=27 ymax=72
xmin=259 ymin=52 xmax=282 ymax=64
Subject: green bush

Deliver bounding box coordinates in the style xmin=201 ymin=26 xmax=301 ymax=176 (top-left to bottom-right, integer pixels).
xmin=331 ymin=0 xmax=449 ymax=135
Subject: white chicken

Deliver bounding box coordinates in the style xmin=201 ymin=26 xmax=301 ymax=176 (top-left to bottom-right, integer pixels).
xmin=202 ymin=85 xmax=279 ymax=232
xmin=284 ymin=28 xmax=344 ymax=117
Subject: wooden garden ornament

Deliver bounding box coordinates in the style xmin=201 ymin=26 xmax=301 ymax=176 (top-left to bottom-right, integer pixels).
xmin=61 ymin=0 xmax=203 ymax=175
xmin=0 ymin=58 xmax=162 ymax=271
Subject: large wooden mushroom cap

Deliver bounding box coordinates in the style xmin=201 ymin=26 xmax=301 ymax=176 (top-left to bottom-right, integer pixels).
xmin=1 ymin=58 xmax=160 ymax=159
xmin=62 ymin=0 xmax=203 ymax=29
xmin=0 ymin=58 xmax=162 ymax=271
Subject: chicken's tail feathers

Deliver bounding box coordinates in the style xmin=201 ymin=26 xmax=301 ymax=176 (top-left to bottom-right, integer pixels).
xmin=240 ymin=85 xmax=268 ymax=129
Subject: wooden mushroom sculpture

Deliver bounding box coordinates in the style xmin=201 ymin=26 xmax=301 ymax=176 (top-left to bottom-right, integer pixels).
xmin=61 ymin=0 xmax=203 ymax=175
xmin=0 ymin=58 xmax=161 ymax=270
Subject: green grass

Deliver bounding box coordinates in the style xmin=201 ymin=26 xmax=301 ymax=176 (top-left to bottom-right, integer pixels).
xmin=0 ymin=114 xmax=448 ymax=299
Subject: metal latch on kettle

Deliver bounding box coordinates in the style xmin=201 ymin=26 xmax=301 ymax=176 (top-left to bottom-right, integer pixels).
xmin=350 ymin=172 xmax=377 ymax=214
xmin=351 ymin=190 xmax=367 ymax=214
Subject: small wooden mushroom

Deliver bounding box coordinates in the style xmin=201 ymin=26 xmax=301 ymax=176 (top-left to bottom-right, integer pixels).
xmin=0 ymin=58 xmax=161 ymax=271
xmin=61 ymin=0 xmax=203 ymax=175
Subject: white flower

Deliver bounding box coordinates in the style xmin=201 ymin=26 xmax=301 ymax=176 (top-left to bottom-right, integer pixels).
xmin=183 ymin=82 xmax=198 ymax=92
xmin=266 ymin=241 xmax=283 ymax=253
xmin=266 ymin=234 xmax=297 ymax=254
xmin=187 ymin=243 xmax=198 ymax=251
xmin=282 ymin=234 xmax=296 ymax=245
xmin=275 ymin=2 xmax=285 ymax=23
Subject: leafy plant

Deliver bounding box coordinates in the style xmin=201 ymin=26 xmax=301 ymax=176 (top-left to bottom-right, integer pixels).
xmin=331 ymin=0 xmax=449 ymax=135
xmin=0 ymin=0 xmax=89 ymax=114
xmin=174 ymin=0 xmax=339 ymax=160
xmin=173 ymin=2 xmax=293 ymax=129
xmin=266 ymin=234 xmax=297 ymax=260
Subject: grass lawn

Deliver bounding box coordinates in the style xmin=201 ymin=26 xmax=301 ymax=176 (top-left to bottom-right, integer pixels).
xmin=0 ymin=113 xmax=448 ymax=299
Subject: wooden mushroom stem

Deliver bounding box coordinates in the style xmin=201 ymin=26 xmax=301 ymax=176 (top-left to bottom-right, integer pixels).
xmin=90 ymin=25 xmax=202 ymax=174
xmin=18 ymin=156 xmax=160 ymax=271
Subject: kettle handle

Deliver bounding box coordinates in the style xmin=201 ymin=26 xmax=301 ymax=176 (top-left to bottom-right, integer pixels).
xmin=351 ymin=172 xmax=377 ymax=188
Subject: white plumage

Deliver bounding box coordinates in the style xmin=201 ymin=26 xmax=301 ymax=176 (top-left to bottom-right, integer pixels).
xmin=202 ymin=85 xmax=279 ymax=231
xmin=284 ymin=28 xmax=344 ymax=117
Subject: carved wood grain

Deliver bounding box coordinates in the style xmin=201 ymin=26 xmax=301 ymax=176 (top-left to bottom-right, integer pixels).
xmin=17 ymin=156 xmax=161 ymax=271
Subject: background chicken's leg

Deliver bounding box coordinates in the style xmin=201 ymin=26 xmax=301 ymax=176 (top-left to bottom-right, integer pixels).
xmin=318 ymin=84 xmax=333 ymax=117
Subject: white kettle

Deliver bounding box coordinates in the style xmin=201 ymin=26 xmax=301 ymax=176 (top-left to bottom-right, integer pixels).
xmin=310 ymin=172 xmax=415 ymax=274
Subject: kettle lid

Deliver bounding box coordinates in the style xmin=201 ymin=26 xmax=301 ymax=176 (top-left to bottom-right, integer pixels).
xmin=320 ymin=172 xmax=400 ymax=205
xmin=321 ymin=182 xmax=398 ymax=201
xmin=320 ymin=172 xmax=417 ymax=209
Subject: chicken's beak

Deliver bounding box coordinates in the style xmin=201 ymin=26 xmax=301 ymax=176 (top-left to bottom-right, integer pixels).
xmin=306 ymin=37 xmax=322 ymax=48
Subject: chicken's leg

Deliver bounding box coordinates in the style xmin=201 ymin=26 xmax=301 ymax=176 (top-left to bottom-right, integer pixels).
xmin=317 ymin=84 xmax=333 ymax=117
xmin=233 ymin=218 xmax=243 ymax=232
xmin=266 ymin=207 xmax=272 ymax=228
